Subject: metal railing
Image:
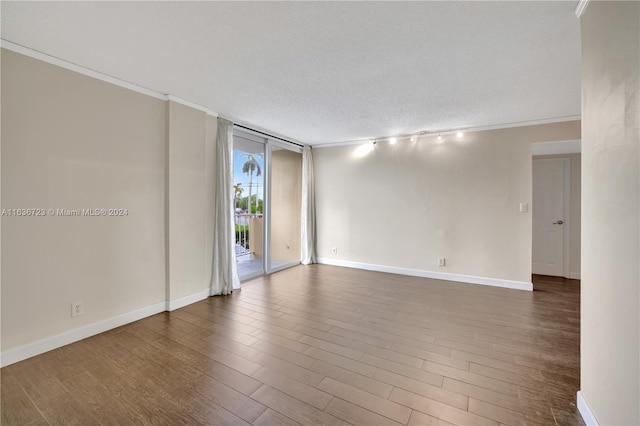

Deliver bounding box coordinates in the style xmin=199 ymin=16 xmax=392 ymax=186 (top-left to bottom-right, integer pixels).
xmin=235 ymin=212 xmax=262 ymax=257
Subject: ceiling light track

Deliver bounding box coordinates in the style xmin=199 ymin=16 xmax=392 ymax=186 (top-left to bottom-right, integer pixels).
xmin=370 ymin=128 xmax=466 ymax=145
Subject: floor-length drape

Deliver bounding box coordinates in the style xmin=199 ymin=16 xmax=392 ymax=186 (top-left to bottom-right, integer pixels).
xmin=211 ymin=118 xmax=240 ymax=295
xmin=301 ymin=146 xmax=316 ymax=265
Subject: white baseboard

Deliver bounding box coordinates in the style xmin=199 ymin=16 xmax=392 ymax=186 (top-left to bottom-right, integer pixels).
xmin=316 ymin=258 xmax=533 ymax=291
xmin=166 ymin=288 xmax=210 ymax=311
xmin=569 ymin=272 xmax=581 ymax=279
xmin=577 ymin=391 xmax=599 ymax=425
xmin=1 ymin=286 xmax=212 ymax=368
xmin=0 ymin=301 xmax=166 ymax=368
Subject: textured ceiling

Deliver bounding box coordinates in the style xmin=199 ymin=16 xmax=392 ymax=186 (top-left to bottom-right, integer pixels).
xmin=1 ymin=1 xmax=581 ymax=145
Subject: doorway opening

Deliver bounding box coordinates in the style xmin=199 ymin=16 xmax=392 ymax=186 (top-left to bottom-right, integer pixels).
xmin=531 ymin=141 xmax=581 ymax=280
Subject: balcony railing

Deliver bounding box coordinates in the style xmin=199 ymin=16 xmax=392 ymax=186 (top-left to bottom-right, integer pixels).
xmin=235 ymin=212 xmax=262 ymax=257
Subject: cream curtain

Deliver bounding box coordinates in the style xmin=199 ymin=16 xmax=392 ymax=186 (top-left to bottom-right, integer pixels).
xmin=211 ymin=118 xmax=240 ymax=295
xmin=301 ymin=146 xmax=316 ymax=265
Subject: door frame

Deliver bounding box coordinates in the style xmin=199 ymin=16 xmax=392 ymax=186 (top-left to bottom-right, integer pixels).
xmin=233 ymin=129 xmax=267 ymax=282
xmin=233 ymin=127 xmax=303 ymax=282
xmin=532 ymin=157 xmax=571 ymax=278
xmin=265 ymin=139 xmax=303 ymax=276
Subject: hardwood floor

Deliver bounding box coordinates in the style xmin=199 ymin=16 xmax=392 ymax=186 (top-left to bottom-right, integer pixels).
xmin=1 ymin=265 xmax=583 ymax=425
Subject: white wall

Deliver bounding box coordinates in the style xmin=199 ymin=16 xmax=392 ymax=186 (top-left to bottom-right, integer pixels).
xmin=580 ymin=1 xmax=640 ymax=424
xmin=1 ymin=49 xmax=217 ymax=361
xmin=314 ymin=121 xmax=580 ymax=286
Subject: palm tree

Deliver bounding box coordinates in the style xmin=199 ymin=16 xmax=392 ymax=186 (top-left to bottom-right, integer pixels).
xmin=239 ymin=153 xmax=263 ymax=213
xmin=233 ymin=184 xmax=244 ymax=210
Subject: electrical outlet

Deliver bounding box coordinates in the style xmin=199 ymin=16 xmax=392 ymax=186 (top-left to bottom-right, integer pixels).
xmin=438 ymin=258 xmax=446 ymax=267
xmin=71 ymin=300 xmax=84 ymax=317
xmin=331 ymin=247 xmax=338 ymax=255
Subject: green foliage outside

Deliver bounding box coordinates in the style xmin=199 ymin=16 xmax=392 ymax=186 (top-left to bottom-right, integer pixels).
xmin=237 ymin=195 xmax=263 ymax=213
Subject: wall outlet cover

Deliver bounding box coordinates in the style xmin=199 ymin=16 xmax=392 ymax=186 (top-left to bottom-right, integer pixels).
xmin=71 ymin=300 xmax=84 ymax=317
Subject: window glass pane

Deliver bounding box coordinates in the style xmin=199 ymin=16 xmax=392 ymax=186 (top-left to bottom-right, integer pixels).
xmin=233 ymin=136 xmax=265 ymax=280
xmin=270 ymin=146 xmax=302 ymax=270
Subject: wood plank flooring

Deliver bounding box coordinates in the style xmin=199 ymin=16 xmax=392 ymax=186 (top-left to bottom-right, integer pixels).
xmin=1 ymin=265 xmax=583 ymax=425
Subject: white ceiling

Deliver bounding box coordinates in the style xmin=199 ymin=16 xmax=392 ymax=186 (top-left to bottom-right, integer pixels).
xmin=1 ymin=1 xmax=581 ymax=145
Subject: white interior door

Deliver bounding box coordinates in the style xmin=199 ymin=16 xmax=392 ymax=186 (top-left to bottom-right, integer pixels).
xmin=532 ymin=158 xmax=567 ymax=276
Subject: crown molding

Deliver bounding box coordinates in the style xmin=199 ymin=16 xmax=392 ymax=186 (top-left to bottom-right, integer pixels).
xmin=1 ymin=39 xmax=168 ymax=100
xmin=1 ymin=39 xmax=220 ymax=118
xmin=457 ymin=115 xmax=581 ymax=134
xmin=3 ymin=39 xmax=577 ymax=149
xmin=311 ymin=140 xmax=368 ymax=149
xmin=532 ymin=139 xmax=581 ymax=155
xmin=167 ymin=95 xmax=217 ymax=116
xmin=312 ymin=115 xmax=581 ymax=149
xmin=575 ymin=0 xmax=590 ymax=18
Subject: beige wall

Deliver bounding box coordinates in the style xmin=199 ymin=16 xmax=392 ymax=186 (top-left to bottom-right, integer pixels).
xmin=314 ymin=121 xmax=580 ymax=284
xmin=166 ymin=101 xmax=214 ymax=300
xmin=249 ymin=217 xmax=263 ymax=258
xmin=1 ymin=49 xmax=167 ymax=350
xmin=1 ymin=49 xmax=217 ymax=355
xmin=580 ymin=1 xmax=639 ymax=424
xmin=271 ymin=149 xmax=302 ymax=263
xmin=533 ymin=153 xmax=581 ymax=278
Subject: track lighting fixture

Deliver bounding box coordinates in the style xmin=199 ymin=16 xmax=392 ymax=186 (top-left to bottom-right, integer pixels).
xmin=359 ymin=128 xmax=464 ymax=149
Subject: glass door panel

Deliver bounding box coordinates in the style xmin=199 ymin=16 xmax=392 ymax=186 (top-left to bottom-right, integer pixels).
xmin=233 ymin=135 xmax=265 ymax=280
xmin=268 ymin=146 xmax=302 ymax=272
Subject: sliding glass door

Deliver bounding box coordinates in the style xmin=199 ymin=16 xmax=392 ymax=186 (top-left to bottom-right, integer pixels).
xmin=233 ymin=133 xmax=265 ymax=280
xmin=268 ymin=144 xmax=303 ymax=272
xmin=233 ymin=130 xmax=302 ymax=281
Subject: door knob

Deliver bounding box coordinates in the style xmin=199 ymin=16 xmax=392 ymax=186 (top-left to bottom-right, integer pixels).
xmin=553 ymin=220 xmax=564 ymax=225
